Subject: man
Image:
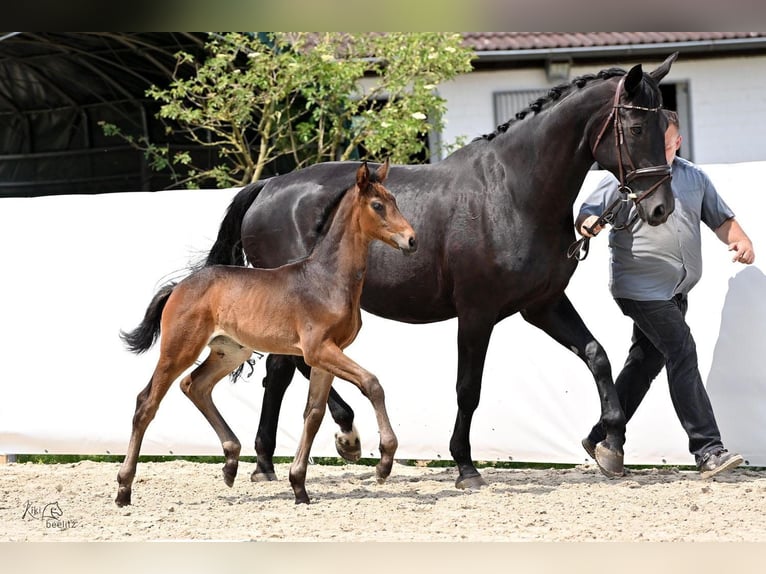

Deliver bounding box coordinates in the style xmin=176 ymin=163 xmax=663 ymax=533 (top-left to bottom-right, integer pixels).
xmin=576 ymin=110 xmax=755 ymax=478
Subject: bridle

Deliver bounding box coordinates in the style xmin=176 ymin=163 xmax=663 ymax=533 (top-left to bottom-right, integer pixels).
xmin=568 ymin=75 xmax=672 ymax=261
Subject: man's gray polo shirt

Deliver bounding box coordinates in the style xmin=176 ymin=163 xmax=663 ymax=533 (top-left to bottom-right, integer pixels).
xmin=579 ymin=156 xmax=735 ymax=301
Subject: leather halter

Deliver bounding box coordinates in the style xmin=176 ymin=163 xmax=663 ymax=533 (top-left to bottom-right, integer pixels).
xmin=591 ymin=75 xmax=671 ymax=205
xmin=567 ymin=75 xmax=672 ymax=261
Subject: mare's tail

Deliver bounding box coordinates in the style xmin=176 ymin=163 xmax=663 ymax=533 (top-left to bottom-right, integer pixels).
xmin=205 ymin=180 xmax=267 ymax=266
xmin=120 ymin=283 xmax=176 ymax=354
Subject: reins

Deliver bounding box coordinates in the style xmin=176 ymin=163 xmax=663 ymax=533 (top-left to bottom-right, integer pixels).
xmin=568 ymin=76 xmax=671 ymax=261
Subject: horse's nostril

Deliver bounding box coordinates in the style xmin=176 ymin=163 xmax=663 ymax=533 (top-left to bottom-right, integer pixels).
xmin=408 ymin=236 xmax=416 ymax=248
xmin=653 ymin=205 xmax=666 ymax=220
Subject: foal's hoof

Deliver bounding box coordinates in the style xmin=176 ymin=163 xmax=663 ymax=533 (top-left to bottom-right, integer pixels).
xmin=115 ymin=488 xmax=132 ymax=507
xmin=455 ymin=474 xmax=488 ymax=490
xmin=293 ymin=491 xmax=311 ymax=505
xmin=222 ymin=462 xmax=239 ymax=487
xmin=594 ymin=441 xmax=625 ymax=478
xmin=250 ymin=468 xmax=278 ymax=482
xmin=375 ymin=464 xmax=392 ymax=484
xmin=334 ymin=425 xmax=362 ymax=462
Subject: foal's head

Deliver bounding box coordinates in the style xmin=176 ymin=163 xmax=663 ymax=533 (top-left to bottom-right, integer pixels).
xmin=356 ymin=160 xmax=417 ymax=254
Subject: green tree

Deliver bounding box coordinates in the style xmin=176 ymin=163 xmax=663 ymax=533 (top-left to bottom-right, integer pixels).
xmin=101 ymin=32 xmax=474 ymax=189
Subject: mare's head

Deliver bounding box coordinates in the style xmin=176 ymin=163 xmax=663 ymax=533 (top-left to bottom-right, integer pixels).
xmin=355 ymin=160 xmax=417 ymax=254
xmin=590 ymin=52 xmax=678 ymax=226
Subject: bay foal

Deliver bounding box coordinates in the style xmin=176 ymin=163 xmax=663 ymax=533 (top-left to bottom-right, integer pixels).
xmin=116 ymin=161 xmax=416 ymax=505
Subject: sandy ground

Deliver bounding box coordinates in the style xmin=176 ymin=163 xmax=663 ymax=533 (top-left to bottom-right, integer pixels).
xmin=2 ymin=459 xmax=765 ymax=542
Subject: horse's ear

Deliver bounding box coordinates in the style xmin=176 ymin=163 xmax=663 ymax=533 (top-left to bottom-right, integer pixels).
xmin=624 ymin=64 xmax=643 ymax=95
xmin=376 ymin=158 xmax=390 ymax=183
xmin=356 ymin=161 xmax=370 ymax=190
xmin=649 ymin=52 xmax=678 ymax=83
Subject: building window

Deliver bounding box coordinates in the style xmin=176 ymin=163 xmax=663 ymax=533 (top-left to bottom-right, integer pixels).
xmin=660 ymin=81 xmax=693 ymax=161
xmin=493 ymin=89 xmax=550 ymax=128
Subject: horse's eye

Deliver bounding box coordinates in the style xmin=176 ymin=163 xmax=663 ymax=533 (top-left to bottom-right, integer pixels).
xmin=372 ymin=201 xmax=384 ymax=213
xmin=629 ymin=126 xmax=642 ymax=136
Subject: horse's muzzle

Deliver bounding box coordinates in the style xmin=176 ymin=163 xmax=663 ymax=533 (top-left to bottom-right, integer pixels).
xmin=642 ymin=200 xmax=674 ymax=226
xmin=400 ymin=235 xmax=418 ymax=255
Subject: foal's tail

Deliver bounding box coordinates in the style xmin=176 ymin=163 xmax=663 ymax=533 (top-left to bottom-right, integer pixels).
xmin=205 ymin=180 xmax=267 ymax=267
xmin=119 ymin=283 xmax=176 ymax=354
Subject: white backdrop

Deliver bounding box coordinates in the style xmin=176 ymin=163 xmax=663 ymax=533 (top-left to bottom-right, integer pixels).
xmin=2 ymin=162 xmax=764 ymax=467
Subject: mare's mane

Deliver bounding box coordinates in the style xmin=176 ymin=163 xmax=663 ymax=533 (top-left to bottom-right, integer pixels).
xmin=476 ymin=67 xmax=628 ymax=142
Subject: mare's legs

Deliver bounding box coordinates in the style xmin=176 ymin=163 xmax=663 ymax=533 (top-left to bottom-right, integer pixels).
xmin=522 ymin=294 xmax=625 ymax=477
xmin=180 ymin=339 xmax=252 ymax=487
xmin=252 ymin=354 xmax=360 ymax=482
xmin=291 ymin=343 xmax=397 ymax=504
xmin=252 ymin=354 xmax=295 ymax=482
xmin=116 ymin=345 xmax=203 ymax=506
xmin=586 ymin=323 xmax=665 ymax=446
xmin=451 ymin=312 xmax=496 ymax=489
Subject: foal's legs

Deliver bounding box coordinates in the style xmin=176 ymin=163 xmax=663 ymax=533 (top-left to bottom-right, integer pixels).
xmin=290 ymin=343 xmax=398 ymax=504
xmin=252 ymin=355 xmax=360 ymax=483
xmin=116 ymin=347 xmax=201 ymax=507
xmin=311 ymin=345 xmax=398 ymax=482
xmin=522 ymin=294 xmax=625 ymax=477
xmin=295 ymin=356 xmax=362 ymax=463
xmin=180 ymin=340 xmax=252 ymax=487
xmin=289 ymin=368 xmax=334 ymax=504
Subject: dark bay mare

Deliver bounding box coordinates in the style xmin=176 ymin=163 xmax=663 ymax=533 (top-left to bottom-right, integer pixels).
xmin=116 ymin=162 xmax=416 ymax=505
xmin=206 ymin=53 xmax=678 ymax=487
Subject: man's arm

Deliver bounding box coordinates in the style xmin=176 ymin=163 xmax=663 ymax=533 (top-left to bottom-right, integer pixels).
xmin=575 ymin=174 xmax=621 ymax=238
xmin=714 ymin=217 xmax=755 ymax=264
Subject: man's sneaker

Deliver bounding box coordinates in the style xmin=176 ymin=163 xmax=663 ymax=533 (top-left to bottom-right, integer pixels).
xmin=698 ymin=449 xmax=744 ymax=479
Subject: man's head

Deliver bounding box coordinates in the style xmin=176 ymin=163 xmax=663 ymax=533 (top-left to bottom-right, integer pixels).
xmin=664 ymin=109 xmax=682 ymax=165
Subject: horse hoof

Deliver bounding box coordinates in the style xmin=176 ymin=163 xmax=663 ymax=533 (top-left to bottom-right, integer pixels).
xmin=455 ymin=474 xmax=488 ymax=490
xmin=375 ymin=468 xmax=389 ymax=484
xmin=250 ymin=469 xmax=278 ymax=482
xmin=375 ymin=461 xmax=393 ymax=483
xmin=334 ymin=425 xmax=362 ymax=462
xmin=115 ymin=488 xmax=132 ymax=507
xmin=594 ymin=441 xmax=625 ymax=478
xmin=223 ymin=463 xmax=238 ymax=487
xmin=294 ymin=493 xmax=311 ymax=505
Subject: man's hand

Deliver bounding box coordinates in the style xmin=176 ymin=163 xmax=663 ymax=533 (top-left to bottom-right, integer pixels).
xmin=729 ymin=240 xmax=755 ymax=264
xmin=715 ymin=218 xmax=755 ymax=264
xmin=578 ymin=215 xmax=604 ymax=238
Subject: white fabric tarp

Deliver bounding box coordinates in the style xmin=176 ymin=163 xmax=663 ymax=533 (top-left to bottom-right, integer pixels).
xmin=1 ymin=162 xmax=764 ymax=467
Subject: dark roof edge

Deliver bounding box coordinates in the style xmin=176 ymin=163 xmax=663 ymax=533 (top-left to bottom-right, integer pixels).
xmin=473 ymin=38 xmax=766 ymax=62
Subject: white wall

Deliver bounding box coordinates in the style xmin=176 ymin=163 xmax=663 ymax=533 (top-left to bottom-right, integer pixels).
xmin=438 ymin=54 xmax=766 ymax=164
xmin=665 ymin=55 xmax=766 ymax=163
xmin=1 ymin=162 xmax=764 ymax=468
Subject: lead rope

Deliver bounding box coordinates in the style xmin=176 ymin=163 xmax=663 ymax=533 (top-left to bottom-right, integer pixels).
xmin=567 ymin=169 xmax=670 ymax=261
xmin=567 ymin=196 xmax=631 ymax=260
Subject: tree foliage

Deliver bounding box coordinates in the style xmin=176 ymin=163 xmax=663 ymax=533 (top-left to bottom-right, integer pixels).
xmin=101 ymin=32 xmax=474 ymax=188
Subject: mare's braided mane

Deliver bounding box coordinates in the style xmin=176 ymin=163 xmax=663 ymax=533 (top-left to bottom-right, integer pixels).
xmin=477 ymin=68 xmax=627 ymax=142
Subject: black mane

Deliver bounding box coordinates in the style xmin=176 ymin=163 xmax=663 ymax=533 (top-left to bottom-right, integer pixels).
xmin=476 ymin=67 xmax=628 ymax=142
xmin=311 ymin=164 xmax=384 ymax=237
xmin=313 ymin=185 xmax=349 ymax=237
